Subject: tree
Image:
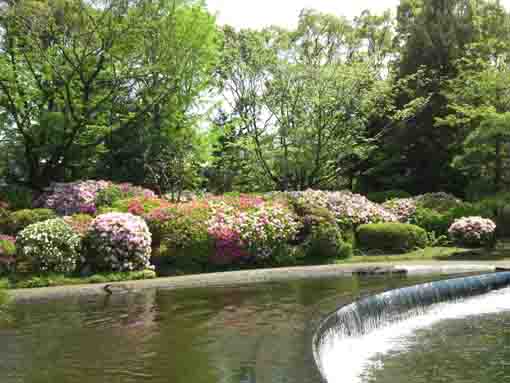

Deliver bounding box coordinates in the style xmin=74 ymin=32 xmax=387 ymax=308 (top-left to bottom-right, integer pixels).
xmin=0 ymin=0 xmax=219 ymax=189
xmin=217 ymin=10 xmax=420 ymax=191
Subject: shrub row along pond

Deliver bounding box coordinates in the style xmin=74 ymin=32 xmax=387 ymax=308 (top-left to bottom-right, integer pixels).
xmin=0 ymin=183 xmax=500 ymax=283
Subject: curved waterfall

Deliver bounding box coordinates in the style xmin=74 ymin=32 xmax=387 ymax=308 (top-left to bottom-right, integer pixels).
xmin=313 ymin=272 xmax=510 ymax=383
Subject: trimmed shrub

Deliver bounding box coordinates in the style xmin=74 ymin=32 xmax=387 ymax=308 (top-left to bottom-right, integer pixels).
xmin=84 ymin=213 xmax=152 ymax=272
xmin=367 ymin=190 xmax=411 ymax=203
xmin=0 ymin=235 xmax=15 ymax=275
xmin=448 ymin=217 xmax=497 ymax=248
xmin=357 ymin=223 xmax=427 ymax=253
xmin=16 ymin=219 xmax=81 ymax=273
xmin=1 ymin=209 xmax=56 ymax=235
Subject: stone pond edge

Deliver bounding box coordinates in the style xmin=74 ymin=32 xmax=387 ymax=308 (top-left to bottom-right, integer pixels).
xmin=9 ymin=261 xmax=510 ymax=302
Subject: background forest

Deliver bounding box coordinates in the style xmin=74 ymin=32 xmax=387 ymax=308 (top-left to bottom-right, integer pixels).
xmin=1 ymin=0 xmax=510 ymax=200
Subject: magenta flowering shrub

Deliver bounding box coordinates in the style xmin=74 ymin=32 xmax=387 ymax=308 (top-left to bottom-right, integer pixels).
xmin=35 ymin=180 xmax=111 ymax=215
xmin=36 ymin=180 xmax=157 ymax=216
xmin=326 ymin=191 xmax=397 ymax=226
xmin=207 ymin=202 xmax=301 ymax=264
xmin=383 ymin=198 xmax=417 ymax=223
xmin=84 ymin=213 xmax=152 ymax=271
xmin=448 ymin=216 xmax=496 ymax=247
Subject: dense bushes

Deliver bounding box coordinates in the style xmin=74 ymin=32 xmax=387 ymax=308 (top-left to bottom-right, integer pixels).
xmin=357 ymin=223 xmax=428 ymax=253
xmin=84 ymin=213 xmax=152 ymax=272
xmin=0 ymin=184 xmax=505 ymax=282
xmin=1 ymin=208 xmax=56 ymax=235
xmin=16 ymin=219 xmax=81 ymax=273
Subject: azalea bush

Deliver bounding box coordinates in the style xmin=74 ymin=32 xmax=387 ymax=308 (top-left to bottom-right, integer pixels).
xmin=383 ymin=198 xmax=417 ymax=223
xmin=207 ymin=200 xmax=301 ymax=264
xmin=327 ymin=191 xmax=398 ymax=226
xmin=448 ymin=217 xmax=497 ymax=247
xmin=35 ymin=180 xmax=156 ymax=216
xmin=84 ymin=213 xmax=152 ymax=272
xmin=110 ymin=197 xmax=172 ymax=216
xmin=35 ymin=180 xmax=110 ymax=215
xmin=16 ymin=219 xmax=81 ymax=273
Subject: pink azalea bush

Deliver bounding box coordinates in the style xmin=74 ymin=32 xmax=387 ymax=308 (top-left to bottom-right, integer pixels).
xmin=35 ymin=180 xmax=111 ymax=215
xmin=207 ymin=200 xmax=301 ymax=264
xmin=448 ymin=216 xmax=496 ymax=247
xmin=84 ymin=213 xmax=152 ymax=271
xmin=35 ymin=180 xmax=157 ymax=216
xmin=383 ymin=198 xmax=417 ymax=223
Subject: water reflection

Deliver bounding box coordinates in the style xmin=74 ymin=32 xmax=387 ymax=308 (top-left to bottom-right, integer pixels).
xmin=0 ymin=274 xmax=450 ymax=383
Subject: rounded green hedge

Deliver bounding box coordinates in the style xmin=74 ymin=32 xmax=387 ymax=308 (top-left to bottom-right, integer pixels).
xmin=357 ymin=223 xmax=427 ymax=253
xmin=367 ymin=190 xmax=411 ymax=203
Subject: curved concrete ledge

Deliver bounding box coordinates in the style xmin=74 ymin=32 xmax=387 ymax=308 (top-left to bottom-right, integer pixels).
xmin=8 ymin=261 xmax=508 ymax=302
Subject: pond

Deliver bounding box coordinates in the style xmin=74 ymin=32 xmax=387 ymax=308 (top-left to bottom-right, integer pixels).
xmin=0 ymin=273 xmax=507 ymax=383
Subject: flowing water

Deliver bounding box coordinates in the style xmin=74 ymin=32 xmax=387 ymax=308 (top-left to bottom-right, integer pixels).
xmin=0 ymin=273 xmax=509 ymax=383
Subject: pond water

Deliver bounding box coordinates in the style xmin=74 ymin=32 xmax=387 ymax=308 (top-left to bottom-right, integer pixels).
xmin=0 ymin=273 xmax=507 ymax=383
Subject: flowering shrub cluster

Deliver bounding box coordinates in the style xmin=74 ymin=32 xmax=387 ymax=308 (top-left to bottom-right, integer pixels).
xmin=448 ymin=217 xmax=497 ymax=247
xmin=327 ymin=191 xmax=397 ymax=226
xmin=207 ymin=201 xmax=301 ymax=264
xmin=16 ymin=219 xmax=81 ymax=273
xmin=36 ymin=180 xmax=156 ymax=216
xmin=383 ymin=198 xmax=417 ymax=222
xmin=84 ymin=213 xmax=152 ymax=271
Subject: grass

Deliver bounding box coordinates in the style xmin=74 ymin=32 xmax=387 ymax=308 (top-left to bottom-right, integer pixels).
xmin=337 ymin=242 xmax=510 ymax=264
xmin=0 ymin=269 xmax=157 ymax=289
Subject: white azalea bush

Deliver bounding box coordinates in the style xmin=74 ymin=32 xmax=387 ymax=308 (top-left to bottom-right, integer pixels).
xmin=448 ymin=216 xmax=497 ymax=247
xmin=16 ymin=218 xmax=81 ymax=273
xmin=84 ymin=213 xmax=152 ymax=271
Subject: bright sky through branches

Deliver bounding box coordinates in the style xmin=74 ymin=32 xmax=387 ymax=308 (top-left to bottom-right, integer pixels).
xmin=207 ymin=0 xmax=510 ymax=29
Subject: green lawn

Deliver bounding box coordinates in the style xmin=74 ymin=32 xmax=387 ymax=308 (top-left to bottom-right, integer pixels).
xmin=338 ymin=243 xmax=510 ymax=264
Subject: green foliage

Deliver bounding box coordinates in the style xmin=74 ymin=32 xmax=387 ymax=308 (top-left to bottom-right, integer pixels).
xmin=410 ymin=207 xmax=451 ymax=236
xmin=95 ymin=186 xmax=125 ymax=208
xmin=16 ymin=218 xmax=81 ymax=274
xmin=2 ymin=208 xmax=56 ymax=235
xmin=0 ymin=237 xmax=15 ymax=275
xmin=357 ymin=223 xmax=428 ymax=253
xmin=367 ymin=190 xmax=411 ymax=203
xmin=158 ymin=208 xmax=212 ymax=268
xmin=0 ymin=186 xmax=34 ymax=210
xmin=305 ymin=223 xmax=353 ymax=260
